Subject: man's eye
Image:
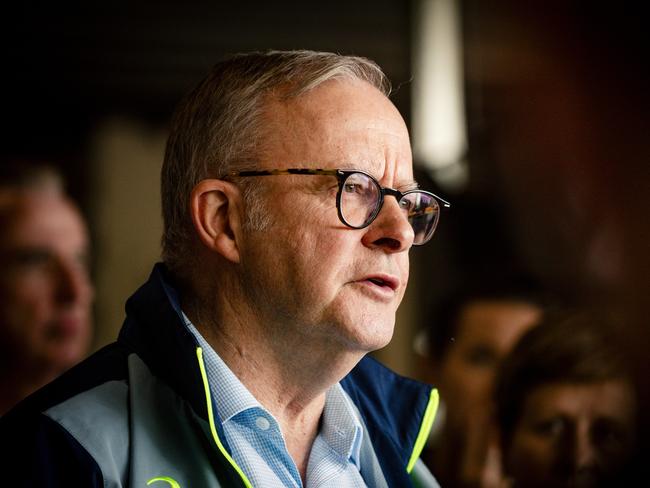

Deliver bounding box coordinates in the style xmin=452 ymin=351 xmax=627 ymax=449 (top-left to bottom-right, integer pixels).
xmin=464 ymin=347 xmax=497 ymax=367
xmin=344 ymin=183 xmax=364 ymax=193
xmin=399 ymin=199 xmax=412 ymax=210
xmin=533 ymin=417 xmax=567 ymax=438
xmin=592 ymin=419 xmax=630 ymax=451
xmin=13 ymin=250 xmax=53 ymax=267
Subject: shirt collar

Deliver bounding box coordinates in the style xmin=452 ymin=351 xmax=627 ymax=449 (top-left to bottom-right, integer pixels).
xmin=322 ymin=383 xmax=364 ymax=466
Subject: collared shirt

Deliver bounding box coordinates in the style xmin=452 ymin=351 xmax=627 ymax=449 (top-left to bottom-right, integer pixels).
xmin=183 ymin=314 xmax=369 ymax=488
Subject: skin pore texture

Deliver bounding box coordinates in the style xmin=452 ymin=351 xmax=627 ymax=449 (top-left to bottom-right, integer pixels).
xmin=185 ymin=78 xmax=416 ymax=480
xmin=0 ymin=192 xmax=92 ymax=414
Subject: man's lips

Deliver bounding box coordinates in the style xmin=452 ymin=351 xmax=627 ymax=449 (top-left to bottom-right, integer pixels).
xmin=355 ymin=273 xmax=400 ymax=292
xmin=46 ymin=315 xmax=87 ymax=339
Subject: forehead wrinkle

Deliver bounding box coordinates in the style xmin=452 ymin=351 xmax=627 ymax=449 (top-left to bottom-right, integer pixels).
xmin=397 ymin=180 xmax=420 ymax=192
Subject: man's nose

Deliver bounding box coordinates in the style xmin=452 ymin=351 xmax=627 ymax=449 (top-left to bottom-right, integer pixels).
xmin=55 ymin=259 xmax=92 ymax=305
xmin=574 ymin=428 xmax=598 ymax=470
xmin=361 ymin=196 xmax=415 ymax=252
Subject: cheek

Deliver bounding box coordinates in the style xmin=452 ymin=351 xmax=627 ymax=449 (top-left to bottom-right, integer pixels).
xmin=255 ymin=225 xmax=340 ymax=304
xmin=396 ymin=254 xmax=410 ymax=297
xmin=443 ymin=355 xmax=483 ymax=394
xmin=0 ymin=300 xmax=47 ymax=352
xmin=9 ymin=270 xmax=54 ymax=297
xmin=508 ymin=429 xmax=557 ymax=476
xmin=280 ymin=220 xmax=353 ymax=279
xmin=2 ymin=278 xmax=52 ymax=319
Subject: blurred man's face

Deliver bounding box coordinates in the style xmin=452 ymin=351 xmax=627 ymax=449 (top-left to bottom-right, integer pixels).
xmin=238 ymin=78 xmax=415 ymax=355
xmin=505 ymin=380 xmax=636 ymax=488
xmin=437 ymin=300 xmax=541 ymax=430
xmin=0 ymin=193 xmax=93 ymax=376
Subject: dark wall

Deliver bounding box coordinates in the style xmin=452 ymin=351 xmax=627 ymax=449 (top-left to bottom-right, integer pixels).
xmin=3 ymin=1 xmax=413 ymax=197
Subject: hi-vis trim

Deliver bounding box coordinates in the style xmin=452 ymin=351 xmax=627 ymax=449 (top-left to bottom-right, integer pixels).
xmin=406 ymin=388 xmax=439 ymax=473
xmin=196 ymin=347 xmax=253 ymax=488
xmin=147 ymin=476 xmax=180 ymax=488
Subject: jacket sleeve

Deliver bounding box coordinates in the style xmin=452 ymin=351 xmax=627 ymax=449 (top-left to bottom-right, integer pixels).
xmin=0 ymin=412 xmax=104 ymax=487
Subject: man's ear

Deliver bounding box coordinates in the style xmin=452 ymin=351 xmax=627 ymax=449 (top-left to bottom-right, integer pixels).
xmin=190 ymin=179 xmax=243 ymax=264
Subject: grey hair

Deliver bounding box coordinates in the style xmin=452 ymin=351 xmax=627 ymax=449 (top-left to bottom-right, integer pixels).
xmin=161 ymin=50 xmax=391 ymax=279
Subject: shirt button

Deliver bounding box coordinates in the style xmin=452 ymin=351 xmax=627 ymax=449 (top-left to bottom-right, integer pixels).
xmin=255 ymin=416 xmax=271 ymax=431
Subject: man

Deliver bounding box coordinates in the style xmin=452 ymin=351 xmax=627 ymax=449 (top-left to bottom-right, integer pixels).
xmin=418 ymin=278 xmax=544 ymax=486
xmin=0 ymin=51 xmax=449 ymax=486
xmin=496 ymin=310 xmax=636 ymax=487
xmin=0 ymin=163 xmax=93 ymax=415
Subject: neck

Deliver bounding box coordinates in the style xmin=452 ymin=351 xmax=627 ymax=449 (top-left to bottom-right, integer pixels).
xmin=182 ymin=284 xmax=364 ymax=480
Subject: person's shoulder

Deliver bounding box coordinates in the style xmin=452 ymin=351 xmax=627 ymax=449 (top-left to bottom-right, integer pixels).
xmin=5 ymin=341 xmax=130 ymax=417
xmin=0 ymin=342 xmax=131 ymax=485
xmin=0 ymin=407 xmax=105 ymax=486
xmin=0 ymin=340 xmax=131 ymax=438
xmin=1 ymin=341 xmax=132 ymax=442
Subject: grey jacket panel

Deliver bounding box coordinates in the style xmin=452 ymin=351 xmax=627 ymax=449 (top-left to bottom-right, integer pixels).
xmin=410 ymin=459 xmax=441 ymax=488
xmin=44 ymin=380 xmax=130 ymax=488
xmin=44 ymin=354 xmax=224 ymax=488
xmin=127 ymin=354 xmax=221 ymax=487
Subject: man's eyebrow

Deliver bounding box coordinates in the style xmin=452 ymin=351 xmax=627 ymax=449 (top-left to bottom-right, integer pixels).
xmin=398 ymin=180 xmax=420 ymax=192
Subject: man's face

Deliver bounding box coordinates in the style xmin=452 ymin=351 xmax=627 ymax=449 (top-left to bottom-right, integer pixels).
xmin=238 ymin=79 xmax=415 ymax=355
xmin=505 ymin=381 xmax=636 ymax=488
xmin=436 ymin=300 xmax=541 ymax=430
xmin=0 ymin=193 xmax=93 ymax=375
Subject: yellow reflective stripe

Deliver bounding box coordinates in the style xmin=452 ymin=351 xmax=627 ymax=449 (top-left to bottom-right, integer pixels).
xmin=406 ymin=388 xmax=439 ymax=473
xmin=196 ymin=347 xmax=253 ymax=488
xmin=147 ymin=476 xmax=181 ymax=488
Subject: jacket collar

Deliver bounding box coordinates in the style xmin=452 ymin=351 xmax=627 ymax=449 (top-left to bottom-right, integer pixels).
xmin=341 ymin=356 xmax=435 ymax=485
xmin=118 ymin=263 xmax=210 ymax=421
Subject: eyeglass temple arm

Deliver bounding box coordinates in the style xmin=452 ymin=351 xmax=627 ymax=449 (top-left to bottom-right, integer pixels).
xmin=223 ymin=169 xmax=340 ymax=178
xmin=434 ymin=194 xmax=451 ymax=208
xmin=384 ymin=187 xmax=451 ymax=209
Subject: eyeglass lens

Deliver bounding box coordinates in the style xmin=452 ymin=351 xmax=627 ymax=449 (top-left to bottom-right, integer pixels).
xmin=339 ymin=172 xmax=439 ymax=245
xmin=340 ymin=172 xmax=380 ymax=227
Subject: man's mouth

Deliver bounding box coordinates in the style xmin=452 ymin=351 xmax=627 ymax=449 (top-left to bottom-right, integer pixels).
xmin=361 ymin=274 xmax=399 ymax=291
xmin=367 ymin=277 xmax=389 ymax=288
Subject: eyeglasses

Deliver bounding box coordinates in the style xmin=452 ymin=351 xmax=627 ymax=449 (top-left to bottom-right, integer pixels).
xmin=223 ymin=168 xmax=450 ymax=245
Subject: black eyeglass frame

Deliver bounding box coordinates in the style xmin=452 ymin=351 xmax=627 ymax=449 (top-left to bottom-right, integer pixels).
xmin=222 ymin=168 xmax=451 ymax=245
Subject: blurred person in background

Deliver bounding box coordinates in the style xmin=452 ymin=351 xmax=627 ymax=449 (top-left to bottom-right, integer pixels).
xmin=418 ymin=275 xmax=546 ymax=487
xmin=495 ymin=310 xmax=636 ymax=488
xmin=0 ymin=162 xmax=93 ymax=415
xmin=467 ymin=1 xmax=649 ymax=480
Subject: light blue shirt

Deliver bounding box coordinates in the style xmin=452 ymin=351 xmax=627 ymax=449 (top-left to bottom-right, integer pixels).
xmin=183 ymin=314 xmax=369 ymax=488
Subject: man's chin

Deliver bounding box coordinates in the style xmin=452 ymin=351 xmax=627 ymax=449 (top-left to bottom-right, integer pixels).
xmin=341 ymin=323 xmax=395 ymax=354
xmin=566 ymin=469 xmax=602 ymax=488
xmin=41 ymin=344 xmax=88 ymax=373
